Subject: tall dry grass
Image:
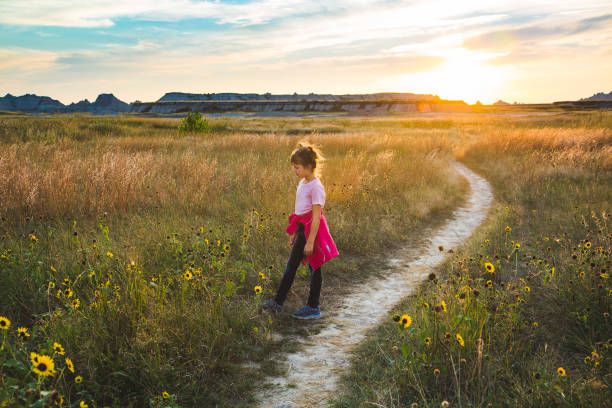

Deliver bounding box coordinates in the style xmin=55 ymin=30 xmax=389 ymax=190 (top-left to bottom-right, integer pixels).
xmin=334 ymin=112 xmax=612 ymax=408
xmin=0 ymin=114 xmax=468 ymax=407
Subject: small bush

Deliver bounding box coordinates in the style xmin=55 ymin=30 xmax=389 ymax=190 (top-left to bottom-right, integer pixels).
xmin=178 ymin=112 xmax=209 ymax=133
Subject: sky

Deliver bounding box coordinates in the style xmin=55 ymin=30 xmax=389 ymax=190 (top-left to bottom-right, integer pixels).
xmin=0 ymin=0 xmax=611 ymax=104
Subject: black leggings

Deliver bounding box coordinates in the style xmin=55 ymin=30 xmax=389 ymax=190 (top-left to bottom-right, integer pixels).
xmin=274 ymin=223 xmax=322 ymax=308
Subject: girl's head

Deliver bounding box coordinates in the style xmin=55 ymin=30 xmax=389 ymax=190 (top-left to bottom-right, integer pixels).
xmin=290 ymin=141 xmax=325 ymax=179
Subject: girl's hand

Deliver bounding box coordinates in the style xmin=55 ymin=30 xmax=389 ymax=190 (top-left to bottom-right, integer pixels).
xmin=289 ymin=233 xmax=296 ymax=247
xmin=304 ymin=241 xmax=314 ymax=256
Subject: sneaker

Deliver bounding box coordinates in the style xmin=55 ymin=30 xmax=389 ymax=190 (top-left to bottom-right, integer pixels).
xmin=291 ymin=305 xmax=321 ymax=320
xmin=261 ymin=298 xmax=282 ymax=315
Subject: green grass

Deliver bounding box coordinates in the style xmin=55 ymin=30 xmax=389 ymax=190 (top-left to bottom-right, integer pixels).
xmin=0 ymin=114 xmax=468 ymax=407
xmin=332 ymin=112 xmax=611 ymax=407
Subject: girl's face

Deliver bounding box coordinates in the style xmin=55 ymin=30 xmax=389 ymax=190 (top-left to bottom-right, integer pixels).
xmin=292 ymin=162 xmax=313 ymax=179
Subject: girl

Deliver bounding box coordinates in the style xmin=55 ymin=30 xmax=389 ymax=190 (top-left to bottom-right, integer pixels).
xmin=262 ymin=142 xmax=339 ymax=319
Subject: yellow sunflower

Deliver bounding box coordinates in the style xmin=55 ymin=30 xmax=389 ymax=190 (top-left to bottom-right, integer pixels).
xmin=32 ymin=354 xmax=55 ymax=377
xmin=424 ymin=337 xmax=431 ymax=346
xmin=162 ymin=391 xmax=170 ymax=399
xmin=254 ymin=285 xmax=262 ymax=294
xmin=17 ymin=327 xmax=30 ymax=339
xmin=183 ymin=270 xmax=193 ymax=280
xmin=259 ymin=272 xmax=266 ymax=279
xmin=52 ymin=393 xmax=64 ymax=406
xmin=0 ymin=316 xmax=10 ymax=330
xmin=65 ymin=357 xmax=75 ymax=373
xmin=585 ymin=241 xmax=591 ymax=249
xmin=75 ymin=375 xmax=83 ymax=383
xmin=441 ymin=300 xmax=447 ymax=313
xmin=485 ymin=262 xmax=495 ymax=273
xmin=80 ymin=401 xmax=88 ymax=408
xmin=400 ymin=314 xmax=412 ymax=328
xmin=505 ymin=226 xmax=511 ymax=232
xmin=53 ymin=342 xmax=65 ymax=355
xmin=557 ymin=367 xmax=566 ymax=376
xmin=455 ymin=333 xmax=465 ymax=347
xmin=71 ymin=298 xmax=80 ymax=309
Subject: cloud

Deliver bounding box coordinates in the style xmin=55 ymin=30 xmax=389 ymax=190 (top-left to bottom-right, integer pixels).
xmin=0 ymin=0 xmax=354 ymax=28
xmin=463 ymin=13 xmax=612 ymax=51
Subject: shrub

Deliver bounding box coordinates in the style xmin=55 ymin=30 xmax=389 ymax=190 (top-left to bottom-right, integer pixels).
xmin=178 ymin=112 xmax=209 ymax=132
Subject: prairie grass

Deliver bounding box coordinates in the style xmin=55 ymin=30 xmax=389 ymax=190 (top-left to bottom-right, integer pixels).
xmin=332 ymin=112 xmax=611 ymax=407
xmin=0 ymin=114 xmax=467 ymax=406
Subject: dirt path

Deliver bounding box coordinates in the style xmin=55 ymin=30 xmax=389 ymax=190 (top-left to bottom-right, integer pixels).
xmin=256 ymin=161 xmax=494 ymax=408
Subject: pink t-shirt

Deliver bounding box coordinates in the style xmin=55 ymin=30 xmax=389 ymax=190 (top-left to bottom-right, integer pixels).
xmin=295 ymin=177 xmax=325 ymax=215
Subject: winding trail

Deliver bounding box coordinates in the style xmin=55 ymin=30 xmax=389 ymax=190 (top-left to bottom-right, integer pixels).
xmin=257 ymin=161 xmax=494 ymax=408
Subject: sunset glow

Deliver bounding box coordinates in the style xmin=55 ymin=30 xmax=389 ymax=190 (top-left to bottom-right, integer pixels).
xmin=0 ymin=0 xmax=610 ymax=104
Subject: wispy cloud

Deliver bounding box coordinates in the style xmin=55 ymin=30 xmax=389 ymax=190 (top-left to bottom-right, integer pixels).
xmin=0 ymin=0 xmax=611 ymax=103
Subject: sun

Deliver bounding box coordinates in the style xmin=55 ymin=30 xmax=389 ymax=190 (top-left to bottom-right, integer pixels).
xmin=394 ymin=49 xmax=514 ymax=104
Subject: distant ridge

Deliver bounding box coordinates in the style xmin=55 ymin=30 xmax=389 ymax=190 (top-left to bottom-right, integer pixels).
xmin=0 ymin=93 xmax=131 ymax=114
xmin=157 ymin=91 xmax=441 ymax=102
xmin=580 ymin=91 xmax=612 ymax=101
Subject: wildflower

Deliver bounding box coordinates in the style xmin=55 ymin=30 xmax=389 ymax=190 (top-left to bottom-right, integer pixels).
xmin=428 ymin=273 xmax=436 ymax=281
xmin=162 ymin=391 xmax=170 ymax=399
xmin=48 ymin=281 xmax=55 ymax=289
xmin=254 ymin=285 xmax=262 ymax=294
xmin=106 ymin=251 xmax=114 ymax=258
xmin=17 ymin=327 xmax=30 ymax=339
xmin=441 ymin=401 xmax=449 ymax=408
xmin=183 ymin=270 xmax=193 ymax=280
xmin=0 ymin=316 xmax=10 ymax=330
xmin=532 ymin=322 xmax=539 ymax=328
xmin=50 ymin=265 xmax=57 ymax=272
xmin=80 ymin=401 xmax=88 ymax=408
xmin=412 ymin=403 xmax=419 ymax=408
xmin=392 ymin=314 xmax=401 ymax=322
xmin=30 ymin=234 xmax=39 ymax=243
xmin=515 ymin=243 xmax=520 ymax=249
xmin=75 ymin=375 xmax=83 ymax=383
xmin=71 ymin=298 xmax=80 ymax=309
xmin=421 ymin=301 xmax=429 ymax=308
xmin=53 ymin=342 xmax=65 ymax=355
xmin=584 ymin=356 xmax=591 ymax=364
xmin=523 ymin=286 xmax=531 ymax=293
xmin=486 ymin=280 xmax=493 ymax=288
xmin=579 ymin=271 xmax=585 ymax=278
xmin=601 ymin=273 xmax=609 ymax=279
xmin=585 ymin=241 xmax=591 ymax=249
xmin=441 ymin=300 xmax=447 ymax=313
xmin=400 ymin=314 xmax=412 ymax=328
xmin=424 ymin=337 xmax=431 ymax=345
xmin=557 ymin=367 xmax=566 ymax=376
xmin=88 ymin=271 xmax=95 ymax=278
xmin=433 ymin=368 xmax=440 ymax=376
xmin=253 ymin=327 xmax=259 ymax=333
xmin=551 ymin=267 xmax=555 ymax=277
xmin=65 ymin=357 xmax=74 ymax=373
xmin=504 ymin=206 xmax=509 ymax=211
xmin=259 ymin=272 xmax=266 ymax=279
xmin=485 ymin=262 xmax=495 ymax=273
xmin=32 ymin=354 xmax=55 ymax=377
xmin=505 ymin=226 xmax=511 ymax=232
xmin=63 ymin=288 xmax=73 ymax=298
xmin=52 ymin=393 xmax=64 ymax=406
xmin=456 ymin=333 xmax=465 ymax=347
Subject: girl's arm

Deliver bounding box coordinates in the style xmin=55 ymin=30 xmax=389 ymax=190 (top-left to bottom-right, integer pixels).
xmin=304 ymin=204 xmax=321 ymax=256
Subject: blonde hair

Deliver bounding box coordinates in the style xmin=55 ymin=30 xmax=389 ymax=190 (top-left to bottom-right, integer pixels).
xmin=290 ymin=141 xmax=325 ymax=178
